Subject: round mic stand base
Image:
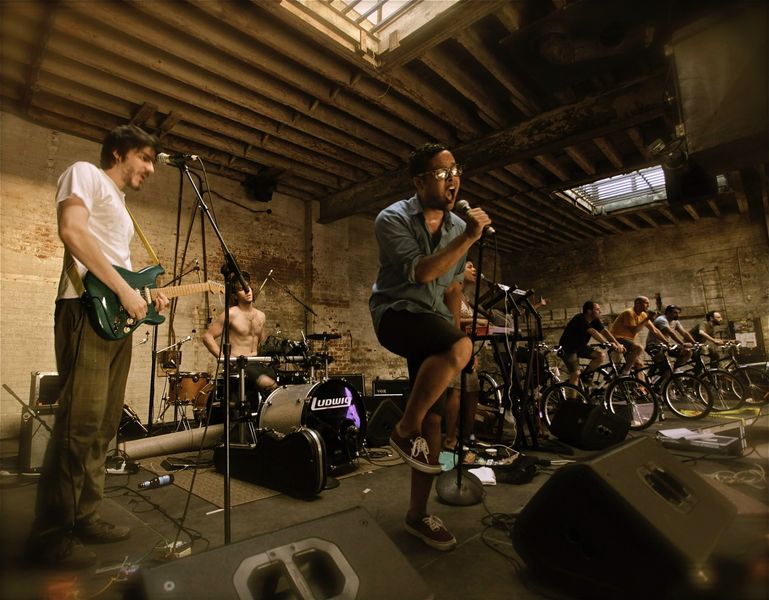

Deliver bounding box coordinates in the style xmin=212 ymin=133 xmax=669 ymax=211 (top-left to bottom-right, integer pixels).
xmin=436 ymin=468 xmax=483 ymax=506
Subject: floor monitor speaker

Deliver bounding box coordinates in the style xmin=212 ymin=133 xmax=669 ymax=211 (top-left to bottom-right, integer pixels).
xmin=139 ymin=507 xmax=433 ymax=600
xmin=366 ymin=399 xmax=403 ymax=447
xmin=549 ymin=401 xmax=629 ymax=450
xmin=512 ymin=437 xmax=736 ymax=599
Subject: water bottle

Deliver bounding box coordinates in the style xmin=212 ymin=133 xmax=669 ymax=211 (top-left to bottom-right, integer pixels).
xmin=137 ymin=474 xmax=174 ymax=490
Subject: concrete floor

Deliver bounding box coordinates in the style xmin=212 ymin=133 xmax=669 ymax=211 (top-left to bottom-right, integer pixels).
xmin=1 ymin=409 xmax=768 ymax=600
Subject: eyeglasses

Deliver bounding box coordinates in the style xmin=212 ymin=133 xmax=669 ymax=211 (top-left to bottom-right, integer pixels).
xmin=417 ymin=164 xmax=463 ymax=180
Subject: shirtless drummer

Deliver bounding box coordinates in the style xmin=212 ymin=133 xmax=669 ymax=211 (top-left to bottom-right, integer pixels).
xmin=202 ymin=272 xmax=278 ymax=409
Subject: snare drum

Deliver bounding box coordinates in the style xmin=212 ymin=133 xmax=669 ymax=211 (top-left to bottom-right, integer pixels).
xmin=259 ymin=379 xmax=367 ymax=469
xmin=170 ymin=372 xmax=210 ymax=405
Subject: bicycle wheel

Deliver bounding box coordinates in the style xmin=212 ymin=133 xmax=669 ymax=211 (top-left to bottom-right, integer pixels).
xmin=663 ymin=373 xmax=713 ymax=419
xmin=605 ymin=376 xmax=658 ymax=430
xmin=478 ymin=371 xmax=504 ymax=411
xmin=735 ymin=366 xmax=769 ymax=405
xmin=707 ymin=369 xmax=746 ymax=411
xmin=540 ymin=382 xmax=589 ymax=429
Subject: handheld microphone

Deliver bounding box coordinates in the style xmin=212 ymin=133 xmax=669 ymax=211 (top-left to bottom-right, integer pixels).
xmin=454 ymin=200 xmax=495 ymax=235
xmin=156 ymin=152 xmax=199 ymax=166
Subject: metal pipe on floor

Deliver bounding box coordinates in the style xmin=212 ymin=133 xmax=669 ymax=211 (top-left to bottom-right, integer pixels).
xmin=120 ymin=424 xmax=224 ymax=460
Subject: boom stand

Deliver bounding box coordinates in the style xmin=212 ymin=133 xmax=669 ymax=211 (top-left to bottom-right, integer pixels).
xmin=174 ymin=161 xmax=249 ymax=545
xmin=436 ymin=233 xmax=489 ymax=506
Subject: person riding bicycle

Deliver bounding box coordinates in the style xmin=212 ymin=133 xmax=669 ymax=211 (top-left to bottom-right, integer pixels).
xmin=690 ymin=310 xmax=726 ymax=366
xmin=609 ymin=296 xmax=669 ymax=380
xmin=559 ymin=301 xmax=624 ymax=387
xmin=645 ymin=304 xmax=696 ymax=371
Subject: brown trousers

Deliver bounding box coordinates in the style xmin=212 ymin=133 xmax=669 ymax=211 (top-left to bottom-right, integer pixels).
xmin=33 ymin=299 xmax=132 ymax=538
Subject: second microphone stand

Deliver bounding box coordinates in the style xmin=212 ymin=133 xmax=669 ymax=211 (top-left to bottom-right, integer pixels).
xmin=436 ymin=233 xmax=489 ymax=506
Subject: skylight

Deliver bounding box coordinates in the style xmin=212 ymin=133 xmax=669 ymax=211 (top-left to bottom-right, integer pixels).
xmin=279 ymin=0 xmax=459 ymax=58
xmin=561 ymin=166 xmax=668 ymax=214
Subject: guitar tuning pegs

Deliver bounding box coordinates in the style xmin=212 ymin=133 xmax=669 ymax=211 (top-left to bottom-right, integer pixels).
xmin=123 ymin=326 xmax=131 ymax=334
xmin=126 ymin=318 xmax=134 ymax=325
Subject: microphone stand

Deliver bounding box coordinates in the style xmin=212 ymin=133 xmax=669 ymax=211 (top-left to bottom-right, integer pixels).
xmin=268 ymin=272 xmax=318 ymax=318
xmin=173 ymin=160 xmax=248 ymax=545
xmin=436 ymin=232 xmax=488 ymax=506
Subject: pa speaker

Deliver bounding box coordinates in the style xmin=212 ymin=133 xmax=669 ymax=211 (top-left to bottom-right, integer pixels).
xmin=512 ymin=437 xmax=736 ymax=599
xmin=139 ymin=507 xmax=432 ymax=600
xmin=366 ymin=399 xmax=403 ymax=447
xmin=549 ymin=401 xmax=629 ymax=450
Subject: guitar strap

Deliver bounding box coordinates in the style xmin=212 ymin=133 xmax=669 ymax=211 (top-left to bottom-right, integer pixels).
xmin=68 ymin=204 xmax=160 ymax=296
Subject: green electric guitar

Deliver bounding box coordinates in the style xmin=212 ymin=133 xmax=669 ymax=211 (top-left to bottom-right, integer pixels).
xmin=82 ymin=264 xmax=224 ymax=340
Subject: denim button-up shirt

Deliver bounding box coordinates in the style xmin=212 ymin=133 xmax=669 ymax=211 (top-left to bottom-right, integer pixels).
xmin=370 ymin=195 xmax=467 ymax=334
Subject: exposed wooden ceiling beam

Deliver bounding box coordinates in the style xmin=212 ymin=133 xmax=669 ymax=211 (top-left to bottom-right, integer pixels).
xmin=637 ymin=212 xmax=659 ymax=228
xmin=419 ymin=45 xmax=511 ymax=128
xmin=321 ymin=75 xmax=665 ymax=222
xmin=504 ymin=163 xmax=546 ymax=189
xmin=615 ymin=215 xmax=641 ymax=230
xmin=129 ymin=102 xmax=156 ymax=127
xmin=534 ymin=153 xmax=570 ymax=181
xmin=564 ymin=145 xmax=596 ymax=175
xmin=627 ymin=126 xmax=651 ymax=159
xmin=683 ymin=203 xmax=701 ymax=221
xmin=454 ymin=28 xmax=541 ymax=118
xmin=593 ymin=136 xmax=624 ymax=169
xmin=657 ymin=206 xmax=678 ymax=224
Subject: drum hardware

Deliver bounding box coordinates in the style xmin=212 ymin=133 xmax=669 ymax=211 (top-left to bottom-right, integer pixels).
xmin=307 ymin=332 xmax=342 ymax=341
xmin=157 ymin=335 xmax=193 ymax=373
xmin=307 ymin=333 xmax=340 ymax=381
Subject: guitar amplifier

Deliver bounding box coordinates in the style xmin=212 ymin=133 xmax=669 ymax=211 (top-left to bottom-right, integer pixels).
xmin=19 ymin=371 xmax=60 ymax=472
xmin=332 ymin=373 xmax=366 ymax=398
xmin=369 ymin=378 xmax=410 ymax=413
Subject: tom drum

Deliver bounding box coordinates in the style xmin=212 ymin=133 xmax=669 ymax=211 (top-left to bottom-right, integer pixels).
xmin=170 ymin=372 xmax=210 ymax=405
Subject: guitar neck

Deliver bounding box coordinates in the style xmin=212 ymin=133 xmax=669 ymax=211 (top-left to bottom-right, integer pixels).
xmin=150 ymin=282 xmax=214 ymax=300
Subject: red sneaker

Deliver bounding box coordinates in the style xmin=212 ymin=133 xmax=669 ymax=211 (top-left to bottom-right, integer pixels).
xmin=389 ymin=430 xmax=441 ymax=474
xmin=405 ymin=515 xmax=456 ymax=551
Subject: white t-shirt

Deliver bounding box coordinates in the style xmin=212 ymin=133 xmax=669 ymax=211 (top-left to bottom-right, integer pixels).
xmin=56 ymin=162 xmax=134 ymax=300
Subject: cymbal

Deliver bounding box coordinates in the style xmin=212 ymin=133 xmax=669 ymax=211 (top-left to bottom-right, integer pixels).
xmin=307 ymin=332 xmax=341 ymax=341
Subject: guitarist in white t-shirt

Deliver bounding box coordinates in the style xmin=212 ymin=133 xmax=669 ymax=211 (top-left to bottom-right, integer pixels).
xmin=28 ymin=125 xmax=169 ymax=568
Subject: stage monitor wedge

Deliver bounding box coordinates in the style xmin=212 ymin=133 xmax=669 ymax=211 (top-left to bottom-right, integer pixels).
xmin=139 ymin=507 xmax=434 ymax=600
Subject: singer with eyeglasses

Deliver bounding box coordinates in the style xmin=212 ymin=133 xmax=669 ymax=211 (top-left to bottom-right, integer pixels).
xmin=201 ymin=270 xmax=278 ymax=410
xmin=28 ymin=125 xmax=170 ymax=569
xmin=370 ymin=142 xmax=491 ymax=551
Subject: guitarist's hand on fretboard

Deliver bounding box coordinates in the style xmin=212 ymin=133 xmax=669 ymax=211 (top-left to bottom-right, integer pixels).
xmin=153 ymin=291 xmax=170 ymax=313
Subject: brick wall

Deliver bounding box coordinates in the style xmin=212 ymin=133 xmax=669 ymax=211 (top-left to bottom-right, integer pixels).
xmin=0 ymin=113 xmax=403 ymax=438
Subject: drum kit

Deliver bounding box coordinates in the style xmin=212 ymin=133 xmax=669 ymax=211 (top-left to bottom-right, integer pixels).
xmin=157 ymin=331 xmax=367 ymax=472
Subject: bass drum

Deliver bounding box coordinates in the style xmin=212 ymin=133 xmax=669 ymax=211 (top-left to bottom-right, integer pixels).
xmin=259 ymin=379 xmax=367 ymax=470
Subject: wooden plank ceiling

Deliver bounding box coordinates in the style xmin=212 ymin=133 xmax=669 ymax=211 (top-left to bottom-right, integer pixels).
xmin=0 ymin=0 xmax=754 ymax=252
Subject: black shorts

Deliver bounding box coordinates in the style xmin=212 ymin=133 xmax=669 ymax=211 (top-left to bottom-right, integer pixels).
xmin=376 ymin=309 xmax=466 ymax=413
xmin=562 ymin=345 xmax=599 ymax=373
